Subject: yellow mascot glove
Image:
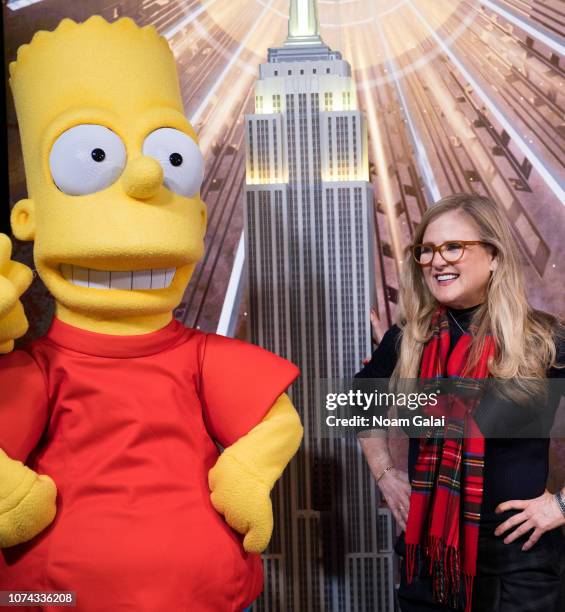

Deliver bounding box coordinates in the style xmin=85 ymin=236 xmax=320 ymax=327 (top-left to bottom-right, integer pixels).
xmin=0 ymin=233 xmax=33 ymax=355
xmin=0 ymin=449 xmax=57 ymax=548
xmin=208 ymin=394 xmax=303 ymax=553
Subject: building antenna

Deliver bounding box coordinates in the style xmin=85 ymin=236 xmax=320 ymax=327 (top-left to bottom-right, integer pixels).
xmin=285 ymin=0 xmax=324 ymax=46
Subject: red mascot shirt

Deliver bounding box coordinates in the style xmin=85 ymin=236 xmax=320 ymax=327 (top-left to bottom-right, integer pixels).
xmin=0 ymin=318 xmax=299 ymax=611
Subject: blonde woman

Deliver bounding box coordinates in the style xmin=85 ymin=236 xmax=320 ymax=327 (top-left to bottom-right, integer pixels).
xmin=357 ymin=194 xmax=565 ymax=612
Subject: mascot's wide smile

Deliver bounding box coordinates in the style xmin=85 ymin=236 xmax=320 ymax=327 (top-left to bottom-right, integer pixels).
xmin=59 ymin=264 xmax=177 ymax=290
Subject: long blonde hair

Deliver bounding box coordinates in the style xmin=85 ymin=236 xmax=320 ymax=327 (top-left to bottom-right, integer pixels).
xmin=391 ymin=194 xmax=562 ymax=388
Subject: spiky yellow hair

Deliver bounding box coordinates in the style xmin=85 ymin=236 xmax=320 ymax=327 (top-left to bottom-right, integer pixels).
xmin=9 ymin=16 xmax=172 ymax=84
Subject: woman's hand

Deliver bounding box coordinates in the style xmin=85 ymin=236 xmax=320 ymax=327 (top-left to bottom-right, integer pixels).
xmin=494 ymin=489 xmax=565 ymax=551
xmin=378 ymin=468 xmax=411 ymax=531
xmin=370 ymin=308 xmax=380 ymax=344
xmin=357 ymin=434 xmax=411 ymax=529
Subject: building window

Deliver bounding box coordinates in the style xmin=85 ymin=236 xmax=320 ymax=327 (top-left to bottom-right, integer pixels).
xmin=257 ymin=119 xmax=270 ymax=180
xmin=274 ymin=70 xmax=278 ymax=76
xmin=324 ymin=92 xmax=333 ymax=111
xmin=286 ymin=94 xmax=296 ymax=181
xmin=300 ymin=69 xmax=304 ymax=75
xmin=273 ymin=119 xmax=278 ymax=178
xmin=328 ymin=118 xmax=333 ymax=177
xmin=288 ymin=69 xmax=292 ymax=75
xmin=335 ymin=116 xmax=350 ymax=178
xmin=313 ymin=68 xmax=317 ymax=74
xmin=326 ymin=67 xmax=330 ymax=74
xmin=248 ymin=122 xmax=254 ymax=176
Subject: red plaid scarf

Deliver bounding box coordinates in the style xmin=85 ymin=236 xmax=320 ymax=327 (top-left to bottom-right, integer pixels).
xmin=404 ymin=306 xmax=495 ymax=612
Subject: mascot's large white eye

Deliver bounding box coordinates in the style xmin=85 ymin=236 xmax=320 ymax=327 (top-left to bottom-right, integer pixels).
xmin=49 ymin=125 xmax=126 ymax=196
xmin=142 ymin=128 xmax=204 ymax=197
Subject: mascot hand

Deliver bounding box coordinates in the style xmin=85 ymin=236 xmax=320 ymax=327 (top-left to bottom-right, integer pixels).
xmin=209 ymin=450 xmax=273 ymax=553
xmin=0 ymin=450 xmax=57 ymax=548
xmin=0 ymin=234 xmax=33 ymax=354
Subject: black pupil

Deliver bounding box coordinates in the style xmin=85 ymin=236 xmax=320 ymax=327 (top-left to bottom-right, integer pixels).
xmin=169 ymin=152 xmax=183 ymax=167
xmin=91 ymin=148 xmax=106 ymax=162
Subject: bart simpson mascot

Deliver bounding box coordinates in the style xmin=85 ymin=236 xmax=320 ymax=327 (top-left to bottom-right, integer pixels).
xmin=0 ymin=17 xmax=303 ymax=611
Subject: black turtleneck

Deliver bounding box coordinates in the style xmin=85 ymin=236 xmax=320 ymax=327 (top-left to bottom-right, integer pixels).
xmin=355 ymin=307 xmax=565 ymax=524
xmin=445 ymin=304 xmax=480 ymax=349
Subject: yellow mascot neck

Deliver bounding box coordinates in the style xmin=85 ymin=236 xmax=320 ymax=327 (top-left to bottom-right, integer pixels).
xmin=55 ymin=303 xmax=174 ymax=336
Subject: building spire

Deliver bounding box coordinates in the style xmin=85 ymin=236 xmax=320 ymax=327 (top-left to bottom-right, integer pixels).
xmin=285 ymin=0 xmax=323 ymax=46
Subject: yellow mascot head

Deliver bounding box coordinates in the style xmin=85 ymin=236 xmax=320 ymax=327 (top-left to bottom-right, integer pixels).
xmin=9 ymin=16 xmax=207 ymax=332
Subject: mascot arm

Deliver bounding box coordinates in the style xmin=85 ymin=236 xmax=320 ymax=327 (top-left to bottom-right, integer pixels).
xmin=0 ymin=234 xmax=31 ymax=355
xmin=208 ymin=393 xmax=302 ymax=553
xmin=0 ymin=451 xmax=57 ymax=548
xmin=0 ymin=354 xmax=57 ymax=549
xmin=0 ymin=234 xmax=57 ymax=548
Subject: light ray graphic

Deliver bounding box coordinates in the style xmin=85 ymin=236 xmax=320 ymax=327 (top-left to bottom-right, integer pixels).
xmin=353 ymin=41 xmax=405 ymax=270
xmin=408 ymin=0 xmax=565 ymax=205
xmin=355 ymin=10 xmax=477 ymax=88
xmin=318 ymin=0 xmax=413 ymax=27
xmin=319 ymin=0 xmax=374 ymax=4
xmin=374 ymin=21 xmax=441 ymax=203
xmin=479 ymin=0 xmax=565 ymax=56
xmin=210 ymin=0 xmax=466 ymax=69
xmin=217 ymin=234 xmax=245 ymax=335
xmin=7 ymin=0 xmax=44 ymax=10
xmin=449 ymin=1 xmax=564 ymax=170
xmin=189 ymin=0 xmax=275 ymax=126
xmin=184 ymin=6 xmax=261 ymax=75
xmin=163 ymin=0 xmax=219 ymax=39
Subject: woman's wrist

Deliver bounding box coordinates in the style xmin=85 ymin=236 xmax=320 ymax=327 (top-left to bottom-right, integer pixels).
xmin=357 ymin=434 xmax=394 ymax=483
xmin=376 ymin=464 xmax=394 ymax=483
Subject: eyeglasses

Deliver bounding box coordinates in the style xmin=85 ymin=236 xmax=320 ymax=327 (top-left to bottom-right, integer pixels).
xmin=411 ymin=240 xmax=491 ymax=266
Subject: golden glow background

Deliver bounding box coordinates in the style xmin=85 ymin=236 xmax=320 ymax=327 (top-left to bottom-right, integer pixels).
xmin=5 ymin=0 xmax=563 ymax=339
xmin=3 ymin=2 xmax=565 ymax=609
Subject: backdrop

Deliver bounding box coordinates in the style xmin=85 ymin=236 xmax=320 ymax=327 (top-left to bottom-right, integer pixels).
xmin=3 ymin=1 xmax=564 ymax=610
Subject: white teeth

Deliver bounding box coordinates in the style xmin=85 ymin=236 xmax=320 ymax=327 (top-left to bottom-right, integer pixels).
xmin=88 ymin=269 xmax=110 ymax=289
xmin=164 ymin=268 xmax=175 ymax=287
xmin=437 ymin=274 xmax=459 ymax=281
xmin=151 ymin=268 xmax=167 ymax=289
xmin=132 ymin=269 xmax=153 ymax=290
xmin=73 ymin=266 xmax=89 ymax=287
xmin=110 ymin=271 xmax=132 ymax=290
xmin=61 ymin=265 xmax=176 ymax=290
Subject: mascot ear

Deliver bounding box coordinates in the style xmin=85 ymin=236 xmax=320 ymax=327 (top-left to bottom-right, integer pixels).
xmin=11 ymin=199 xmax=36 ymax=241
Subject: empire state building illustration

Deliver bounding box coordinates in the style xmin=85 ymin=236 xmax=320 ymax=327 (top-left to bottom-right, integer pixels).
xmin=244 ymin=1 xmax=395 ymax=610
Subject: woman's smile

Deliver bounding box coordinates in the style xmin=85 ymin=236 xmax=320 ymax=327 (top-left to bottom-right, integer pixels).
xmin=434 ymin=272 xmax=460 ymax=286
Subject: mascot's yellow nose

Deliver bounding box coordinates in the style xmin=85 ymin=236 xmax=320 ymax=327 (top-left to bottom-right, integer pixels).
xmin=122 ymin=156 xmax=164 ymax=200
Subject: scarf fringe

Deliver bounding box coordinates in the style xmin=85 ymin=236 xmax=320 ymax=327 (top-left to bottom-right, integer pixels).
xmin=406 ymin=536 xmax=474 ymax=611
xmin=464 ymin=573 xmax=474 ymax=612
